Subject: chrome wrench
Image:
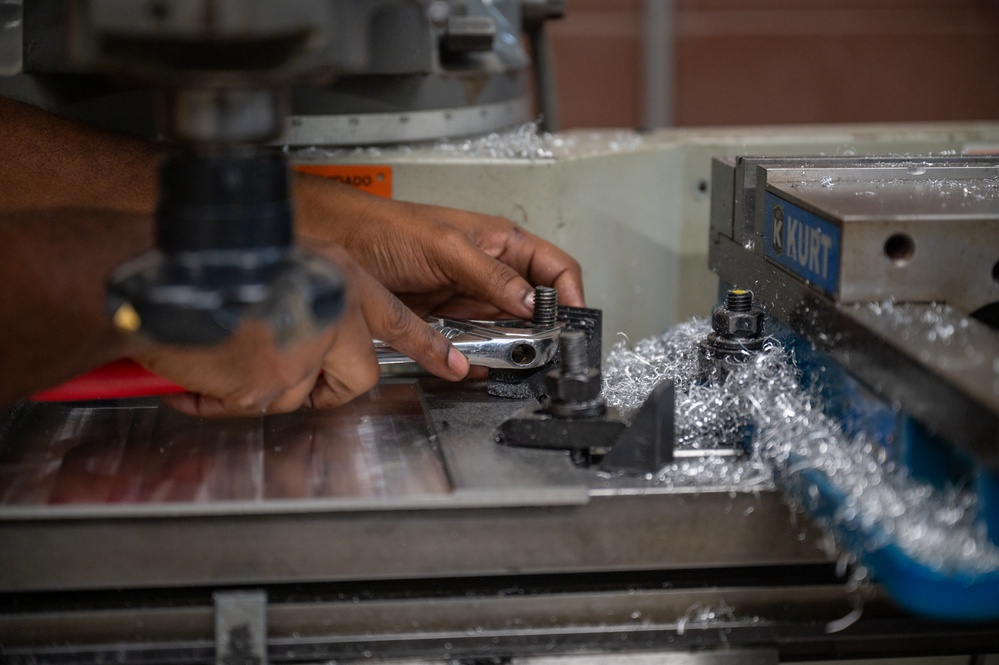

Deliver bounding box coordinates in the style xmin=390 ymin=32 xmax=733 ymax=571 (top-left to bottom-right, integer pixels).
xmin=375 ymin=316 xmax=563 ymax=370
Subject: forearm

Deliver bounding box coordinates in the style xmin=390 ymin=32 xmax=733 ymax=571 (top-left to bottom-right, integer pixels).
xmin=0 ymin=96 xmax=160 ymax=213
xmin=0 ymin=209 xmax=153 ymax=405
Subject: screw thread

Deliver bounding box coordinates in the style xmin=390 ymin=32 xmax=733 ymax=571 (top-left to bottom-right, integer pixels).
xmin=559 ymin=330 xmax=588 ymax=375
xmin=533 ymin=286 xmax=558 ymax=328
xmin=726 ymin=289 xmax=753 ymax=313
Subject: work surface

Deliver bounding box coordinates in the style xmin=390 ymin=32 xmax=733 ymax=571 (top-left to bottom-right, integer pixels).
xmin=1 ymin=378 xmax=997 ymax=662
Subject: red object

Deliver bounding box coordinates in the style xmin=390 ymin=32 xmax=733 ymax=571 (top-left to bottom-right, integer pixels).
xmin=32 ymin=359 xmax=185 ymax=402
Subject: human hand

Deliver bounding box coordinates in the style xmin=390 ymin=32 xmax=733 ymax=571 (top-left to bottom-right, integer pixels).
xmin=295 ymin=175 xmax=585 ymax=320
xmin=127 ymin=246 xmax=468 ymax=418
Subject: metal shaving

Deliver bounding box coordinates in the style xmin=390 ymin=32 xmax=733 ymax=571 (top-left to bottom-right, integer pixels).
xmin=432 ymin=122 xmax=561 ymax=160
xmin=674 ymin=600 xmax=758 ymax=636
xmin=603 ymin=319 xmax=999 ymax=574
xmin=289 ymin=122 xmax=645 ymax=161
xmin=431 ymin=122 xmax=645 ymax=160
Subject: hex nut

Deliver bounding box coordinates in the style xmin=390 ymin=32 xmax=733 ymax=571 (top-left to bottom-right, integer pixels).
xmin=545 ymin=368 xmax=602 ymax=403
xmin=712 ymin=308 xmax=763 ymax=338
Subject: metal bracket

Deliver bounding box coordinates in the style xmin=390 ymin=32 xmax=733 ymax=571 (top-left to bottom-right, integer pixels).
xmin=498 ymin=380 xmax=675 ymax=476
xmin=215 ymin=590 xmax=268 ymax=665
xmin=488 ymin=305 xmax=602 ymax=398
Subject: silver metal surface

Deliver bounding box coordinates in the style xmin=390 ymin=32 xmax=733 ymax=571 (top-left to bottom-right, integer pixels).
xmin=377 ymin=316 xmax=562 ymax=369
xmin=6 ymin=584 xmax=849 ymax=656
xmin=0 ymin=382 xmax=452 ymax=516
xmin=515 ymin=651 xmax=778 ymax=665
xmin=163 ymin=88 xmax=287 ymax=145
xmin=283 ymin=98 xmax=531 ymax=146
xmin=761 ymin=162 xmax=999 ymax=313
xmin=7 ymin=572 xmax=999 ymax=661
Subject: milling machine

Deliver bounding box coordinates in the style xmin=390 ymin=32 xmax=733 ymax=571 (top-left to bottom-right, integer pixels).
xmin=2 ymin=1 xmax=999 ymax=663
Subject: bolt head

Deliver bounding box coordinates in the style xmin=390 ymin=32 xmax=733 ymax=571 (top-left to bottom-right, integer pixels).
xmin=712 ymin=307 xmax=763 ymax=338
xmin=545 ymin=368 xmax=602 ymax=403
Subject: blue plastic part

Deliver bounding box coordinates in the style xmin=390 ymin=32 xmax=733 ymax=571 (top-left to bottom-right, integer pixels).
xmin=779 ymin=458 xmax=999 ymax=622
xmin=900 ymin=416 xmax=972 ymax=490
xmin=760 ymin=315 xmax=999 ymax=621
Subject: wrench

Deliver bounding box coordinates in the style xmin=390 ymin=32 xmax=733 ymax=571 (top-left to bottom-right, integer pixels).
xmin=32 ymin=316 xmax=562 ymax=402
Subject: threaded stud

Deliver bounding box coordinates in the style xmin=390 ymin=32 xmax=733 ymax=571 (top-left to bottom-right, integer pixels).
xmin=558 ymin=330 xmax=588 ymax=376
xmin=533 ymin=285 xmax=558 ymax=329
xmin=725 ymin=289 xmax=753 ymax=313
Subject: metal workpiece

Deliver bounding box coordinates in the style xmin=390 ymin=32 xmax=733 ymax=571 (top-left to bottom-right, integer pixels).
xmin=0 ymin=381 xmax=807 ymax=590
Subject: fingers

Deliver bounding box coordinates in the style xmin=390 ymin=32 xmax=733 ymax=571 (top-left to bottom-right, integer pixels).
xmin=548 ymin=260 xmax=586 ymax=308
xmin=306 ymin=241 xmax=470 ymax=383
xmin=362 ymin=289 xmax=470 ymax=381
xmin=523 ymin=234 xmax=586 ymax=307
xmin=157 ymin=331 xmax=333 ymax=418
xmin=428 ymin=207 xmax=586 ymax=309
xmin=152 ymin=235 xmax=480 ymax=419
xmin=478 ymin=219 xmax=586 ymax=308
xmin=295 ymin=181 xmax=586 ymax=312
xmin=162 ymin=389 xmax=307 ymax=420
xmin=309 ymin=283 xmax=380 ymax=409
xmin=433 ymin=225 xmax=537 ymax=320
